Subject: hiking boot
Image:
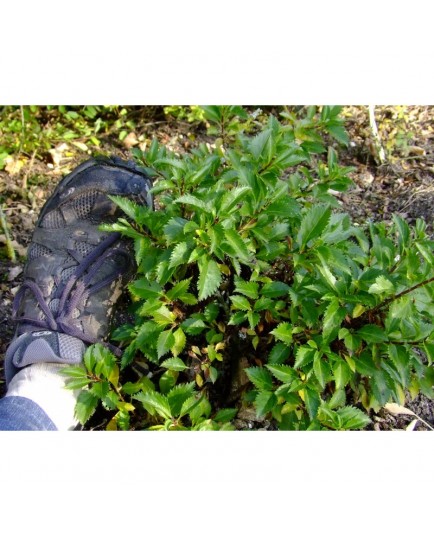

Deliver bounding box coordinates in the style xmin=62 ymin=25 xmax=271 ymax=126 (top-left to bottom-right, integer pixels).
xmin=5 ymin=156 xmax=153 ymax=384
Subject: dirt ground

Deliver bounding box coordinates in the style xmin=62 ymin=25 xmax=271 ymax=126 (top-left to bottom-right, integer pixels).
xmin=1 ymin=105 xmax=433 ymax=430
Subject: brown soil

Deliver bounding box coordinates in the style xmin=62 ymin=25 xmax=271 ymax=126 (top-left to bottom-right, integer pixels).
xmin=1 ymin=105 xmax=433 ymax=430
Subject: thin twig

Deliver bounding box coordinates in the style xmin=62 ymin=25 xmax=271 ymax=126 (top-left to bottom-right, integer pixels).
xmin=368 ymin=105 xmax=386 ymax=165
xmin=370 ymin=276 xmax=434 ymax=314
xmin=18 ymin=105 xmax=26 ymax=157
xmin=0 ymin=204 xmax=16 ymax=262
xmin=22 ymin=148 xmax=37 ymax=190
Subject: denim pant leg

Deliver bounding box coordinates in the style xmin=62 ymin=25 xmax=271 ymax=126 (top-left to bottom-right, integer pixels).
xmin=0 ymin=396 xmax=57 ymax=430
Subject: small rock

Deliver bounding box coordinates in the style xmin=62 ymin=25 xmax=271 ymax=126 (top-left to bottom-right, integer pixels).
xmin=8 ymin=265 xmax=23 ymax=281
xmin=237 ymin=406 xmax=265 ymax=423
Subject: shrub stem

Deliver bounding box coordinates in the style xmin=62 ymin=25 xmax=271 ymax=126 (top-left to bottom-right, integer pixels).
xmin=371 ymin=276 xmax=434 ymax=313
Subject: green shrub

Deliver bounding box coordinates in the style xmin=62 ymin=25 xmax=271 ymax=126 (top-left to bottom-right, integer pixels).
xmin=63 ymin=106 xmax=434 ymax=430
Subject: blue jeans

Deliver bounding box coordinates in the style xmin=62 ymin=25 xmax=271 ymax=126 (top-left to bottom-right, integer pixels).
xmin=0 ymin=396 xmax=57 ymax=430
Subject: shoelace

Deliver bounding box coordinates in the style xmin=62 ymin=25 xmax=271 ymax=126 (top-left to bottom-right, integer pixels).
xmin=12 ymin=232 xmax=129 ymax=356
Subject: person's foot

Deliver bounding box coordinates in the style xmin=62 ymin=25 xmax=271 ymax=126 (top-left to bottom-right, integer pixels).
xmin=5 ymin=156 xmax=152 ymax=384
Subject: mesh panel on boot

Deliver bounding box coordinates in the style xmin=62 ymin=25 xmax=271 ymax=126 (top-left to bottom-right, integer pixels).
xmin=28 ymin=243 xmax=52 ymax=260
xmin=60 ymin=266 xmax=77 ymax=283
xmin=75 ymin=241 xmax=94 ymax=258
xmin=72 ymin=190 xmax=98 ymax=219
xmin=41 ymin=209 xmax=65 ymax=229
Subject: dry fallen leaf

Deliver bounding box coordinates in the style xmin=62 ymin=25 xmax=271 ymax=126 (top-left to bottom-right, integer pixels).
xmin=385 ymin=403 xmax=434 ymax=430
xmin=407 ymin=146 xmax=425 ymax=156
xmin=49 ymin=143 xmax=69 ymax=167
xmin=384 ymin=403 xmax=415 ymax=416
xmin=71 ymin=141 xmax=89 ymax=152
xmin=123 ymin=132 xmax=139 ymax=149
xmin=406 ymin=419 xmax=418 ymax=432
xmin=5 ymin=156 xmax=25 ymax=175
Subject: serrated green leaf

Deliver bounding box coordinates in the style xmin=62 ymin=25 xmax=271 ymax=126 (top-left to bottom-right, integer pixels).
xmin=111 ymin=323 xmax=135 ymax=342
xmin=208 ymin=223 xmax=225 ymax=254
xmin=224 ymin=228 xmax=251 ymax=263
xmin=415 ymin=242 xmax=434 ymax=264
xmin=234 ymin=279 xmax=259 ymax=299
xmin=197 ymin=258 xmax=222 ymax=301
xmin=327 ymin=124 xmax=349 ymax=146
xmin=297 ymin=204 xmax=331 ymax=250
xmin=169 ymin=242 xmax=192 ymax=268
xmin=108 ymin=195 xmax=141 ymax=221
xmin=201 ymin=105 xmax=222 ymax=123
xmin=92 ymin=344 xmax=116 ymax=378
xmin=317 ymin=406 xmax=341 ymax=429
xmin=303 ymin=388 xmax=321 ymax=419
xmin=102 ymin=390 xmax=120 ymax=411
xmin=159 ymin=369 xmax=178 ymax=394
xmin=336 ymin=406 xmax=371 ymax=429
xmin=392 ymin=214 xmax=410 ymax=252
xmin=154 ymin=157 xmax=186 ymax=171
xmin=187 ymin=155 xmax=220 ymax=185
xmin=168 ymin=382 xmax=197 ymax=416
xmin=166 ymin=278 xmax=192 ymax=301
xmin=64 ymin=377 xmax=91 ymax=390
xmin=334 ymin=360 xmax=351 ymax=390
xmin=355 ymin=350 xmax=378 ymax=376
xmin=371 ymin=369 xmax=393 ymax=406
xmin=75 ymin=390 xmax=99 ymax=425
xmin=255 ymin=390 xmax=277 ymax=417
xmin=294 ymin=346 xmax=316 ymax=369
xmin=268 ymin=342 xmax=291 ymax=364
xmin=271 ymin=322 xmax=293 ymax=345
xmin=254 ymin=296 xmax=275 ymax=312
xmin=129 ymin=279 xmax=163 ymax=300
xmin=175 ymin=194 xmax=209 ymax=211
xmin=313 ymin=354 xmax=328 ymax=389
xmin=250 ymin=128 xmax=273 ymax=162
xmin=157 ymin=329 xmax=175 ymax=358
xmin=214 ymin=408 xmax=238 ymax=423
xmin=388 ymin=344 xmax=411 ymax=386
xmin=273 ymin=149 xmax=307 ymax=169
xmin=230 ymin=294 xmax=252 ymax=311
xmin=153 ymin=305 xmax=176 ymax=327
xmin=247 ymin=311 xmax=260 ymax=329
xmin=60 ymin=365 xmax=88 ymax=379
xmin=328 ymin=389 xmax=346 ymax=409
xmin=179 ymin=394 xmax=203 ymax=418
xmin=228 ymin=311 xmax=247 ymax=325
xmin=163 ymin=217 xmax=189 ymax=244
xmin=261 ymin=281 xmax=290 ymax=298
xmin=209 ymin=366 xmax=218 ymax=383
xmin=179 ymin=293 xmax=198 ymax=305
xmin=171 ymin=327 xmax=186 ymax=357
xmin=266 ymin=364 xmax=297 ymax=383
xmin=204 ymin=302 xmax=220 ymax=322
xmin=108 ymin=364 xmax=119 ymax=387
xmin=322 ymin=298 xmax=347 ymax=343
xmin=83 ymin=345 xmax=96 ymax=372
xmin=122 ymin=378 xmax=154 ymax=395
xmin=218 ymin=186 xmax=252 ymax=216
xmin=245 ymin=366 xmax=274 ymax=390
xmin=182 ymin=317 xmax=207 ymax=335
xmin=161 ymin=356 xmax=188 ymax=371
xmin=266 ymin=197 xmax=301 ymax=218
xmin=368 ymin=275 xmax=395 ymax=295
xmin=357 ymin=325 xmax=387 ymax=343
xmin=135 ymin=391 xmax=172 ymax=419
xmin=423 ymin=341 xmax=434 ymax=367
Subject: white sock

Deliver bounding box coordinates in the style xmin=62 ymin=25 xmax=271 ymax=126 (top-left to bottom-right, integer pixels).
xmin=5 ymin=363 xmax=80 ymax=431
